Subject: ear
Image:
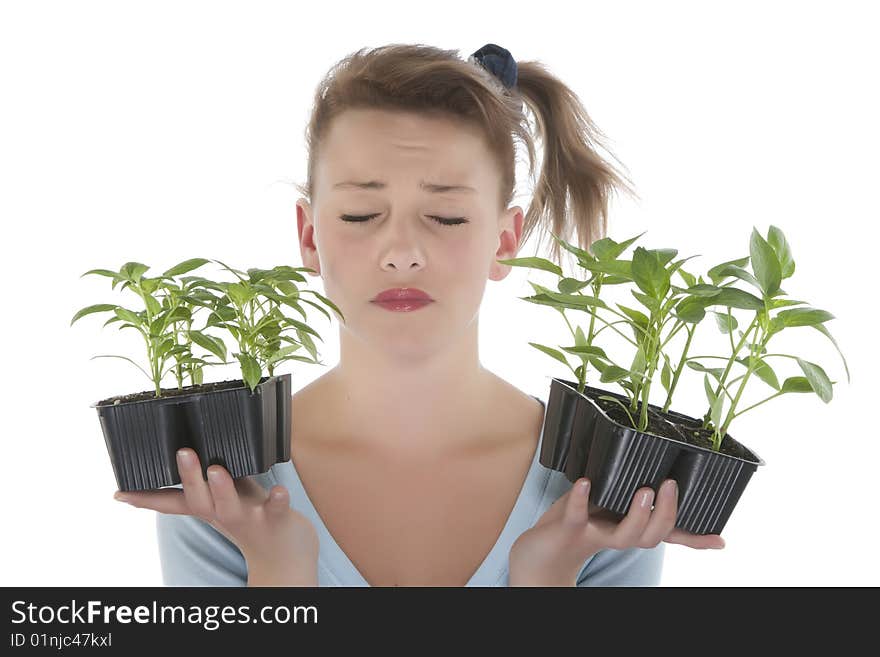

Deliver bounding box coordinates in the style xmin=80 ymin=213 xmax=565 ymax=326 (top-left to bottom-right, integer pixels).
xmin=488 ymin=206 xmax=524 ymax=282
xmin=296 ymin=198 xmax=321 ymax=277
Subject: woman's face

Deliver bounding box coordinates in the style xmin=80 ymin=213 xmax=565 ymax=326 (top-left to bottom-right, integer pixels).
xmin=296 ymin=108 xmax=523 ymax=360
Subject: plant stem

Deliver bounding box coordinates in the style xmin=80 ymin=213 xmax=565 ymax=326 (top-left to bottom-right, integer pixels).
xmin=719 ymin=325 xmax=768 ymax=437
xmin=662 ymin=324 xmax=696 ymax=413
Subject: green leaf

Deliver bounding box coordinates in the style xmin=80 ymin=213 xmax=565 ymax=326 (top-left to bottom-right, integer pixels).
xmin=211 ymin=259 xmax=248 ymax=282
xmin=588 ymin=237 xmax=620 ymax=261
xmin=710 ymin=388 xmax=725 ymax=428
xmin=188 ymin=330 xmax=228 ymax=363
xmin=750 ymin=227 xmax=782 ymax=297
xmin=576 ymin=259 xmax=633 ymax=279
xmin=70 ymin=303 xmax=118 ymax=326
xmin=796 ymin=358 xmax=833 ymax=402
xmin=144 ymin=293 xmax=162 ymax=317
xmin=707 ymin=256 xmax=750 ymax=285
xmin=678 ymin=268 xmax=697 ymax=288
xmin=590 ymin=231 xmax=646 ymax=261
xmin=558 ymin=277 xmax=591 ymax=294
xmin=687 ymin=360 xmax=726 ymax=381
xmin=226 ymin=282 xmax=254 ymax=306
xmin=547 ymin=231 xmax=595 ymax=263
xmin=600 ymin=365 xmax=630 ymax=384
xmin=601 ymin=275 xmax=632 ymax=286
xmin=740 ymin=355 xmax=780 ymax=390
xmin=120 ymin=262 xmax=150 ymax=282
xmin=279 ymin=317 xmax=323 ymax=341
xmin=89 ymin=354 xmax=153 ymax=382
xmin=163 ymin=258 xmax=211 ymax=278
xmin=777 ymin=307 xmax=835 ymax=328
xmin=712 ymin=310 xmax=738 ymax=334
xmin=630 ymin=344 xmax=647 ymax=374
xmin=674 ymin=297 xmax=707 ymax=323
xmin=527 ymin=290 xmax=607 ymax=311
xmin=237 ymin=353 xmax=263 ymax=391
xmin=630 ymin=290 xmax=659 ymax=314
xmin=660 ymin=358 xmax=672 ymax=393
xmin=706 ymin=287 xmax=765 ymax=310
xmin=770 ymin=298 xmax=808 ymax=309
xmin=495 ymin=256 xmax=563 ymax=277
xmin=711 ymin=264 xmax=761 ymax=291
xmin=80 ymin=268 xmax=123 ymax=282
xmin=114 ymin=307 xmax=143 ymax=326
xmin=767 ymin=225 xmax=796 ymax=279
xmin=164 ymin=306 xmax=192 ymax=324
xmin=266 ymin=344 xmax=303 ymax=366
xmin=299 ymin=289 xmax=346 ymax=324
xmin=810 ymin=323 xmax=850 ymax=384
xmin=616 ymin=304 xmax=650 ymax=334
xmin=781 ymin=376 xmax=814 ymax=393
xmin=560 ymin=345 xmax=610 ymax=360
xmin=704 ymin=373 xmax=717 ymax=406
xmin=686 ymin=284 xmax=723 ymax=297
xmin=632 ymin=247 xmax=670 ymax=299
xmin=529 ymin=342 xmax=571 ymax=369
xmin=285 ymin=296 xmax=320 ymax=323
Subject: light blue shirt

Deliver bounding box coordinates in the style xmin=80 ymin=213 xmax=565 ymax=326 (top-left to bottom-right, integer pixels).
xmin=156 ymin=396 xmax=665 ymax=586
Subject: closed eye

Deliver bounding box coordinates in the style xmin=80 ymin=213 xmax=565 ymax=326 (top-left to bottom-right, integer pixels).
xmin=339 ymin=214 xmax=468 ymax=226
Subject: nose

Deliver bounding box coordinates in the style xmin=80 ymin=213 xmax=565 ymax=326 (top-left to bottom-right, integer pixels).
xmin=379 ymin=217 xmax=426 ymax=272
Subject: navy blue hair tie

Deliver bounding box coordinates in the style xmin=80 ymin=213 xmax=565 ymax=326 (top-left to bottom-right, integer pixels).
xmin=468 ymin=43 xmax=518 ymax=91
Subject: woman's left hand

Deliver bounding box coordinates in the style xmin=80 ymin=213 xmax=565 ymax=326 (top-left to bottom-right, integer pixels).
xmin=508 ymin=477 xmax=726 ymax=586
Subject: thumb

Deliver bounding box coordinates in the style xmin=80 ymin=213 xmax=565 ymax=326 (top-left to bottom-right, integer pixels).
xmin=562 ymin=479 xmax=590 ymax=527
xmin=264 ymin=485 xmax=290 ymax=516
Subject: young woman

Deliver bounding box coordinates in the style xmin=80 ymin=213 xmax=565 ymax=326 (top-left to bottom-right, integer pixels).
xmin=116 ymin=43 xmax=725 ymax=587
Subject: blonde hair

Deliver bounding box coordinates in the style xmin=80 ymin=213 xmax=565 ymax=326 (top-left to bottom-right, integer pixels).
xmin=294 ymin=43 xmax=639 ymax=267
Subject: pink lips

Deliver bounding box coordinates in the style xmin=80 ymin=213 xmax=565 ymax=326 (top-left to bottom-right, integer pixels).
xmin=372 ymin=287 xmax=433 ymax=302
xmin=371 ymin=287 xmax=434 ymax=312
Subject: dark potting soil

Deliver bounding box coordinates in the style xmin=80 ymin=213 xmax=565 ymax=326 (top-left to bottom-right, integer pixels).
xmin=96 ymin=378 xmax=265 ymax=406
xmin=594 ymin=397 xmax=683 ymax=441
xmin=671 ymin=424 xmax=758 ymax=462
xmin=595 ymin=397 xmax=757 ymax=463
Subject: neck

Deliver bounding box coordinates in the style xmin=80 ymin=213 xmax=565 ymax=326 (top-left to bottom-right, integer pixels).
xmin=322 ymin=323 xmax=497 ymax=455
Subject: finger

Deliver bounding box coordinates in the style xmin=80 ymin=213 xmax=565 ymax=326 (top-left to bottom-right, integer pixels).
xmin=534 ymin=478 xmax=586 ymax=528
xmin=608 ymin=485 xmax=654 ymax=548
xmin=176 ymin=448 xmax=215 ymax=518
xmin=665 ymin=528 xmax=726 ymax=550
xmin=561 ymin=479 xmax=591 ymax=527
xmin=638 ymin=479 xmax=679 ymax=547
xmin=264 ymin=485 xmax=290 ymax=516
xmin=206 ymin=464 xmax=243 ymax=526
xmin=114 ymin=488 xmax=189 ymax=515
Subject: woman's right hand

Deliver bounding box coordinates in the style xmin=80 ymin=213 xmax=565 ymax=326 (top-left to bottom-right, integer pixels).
xmin=114 ymin=447 xmax=320 ymax=586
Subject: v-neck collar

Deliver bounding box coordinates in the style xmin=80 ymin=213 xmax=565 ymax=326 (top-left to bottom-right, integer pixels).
xmin=270 ymin=396 xmax=549 ymax=587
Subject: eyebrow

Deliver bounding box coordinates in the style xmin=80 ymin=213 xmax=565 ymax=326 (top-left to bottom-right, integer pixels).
xmin=332 ymin=179 xmax=477 ymax=194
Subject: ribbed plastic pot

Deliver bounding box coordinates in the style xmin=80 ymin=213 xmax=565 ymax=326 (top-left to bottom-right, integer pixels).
xmin=539 ymin=377 xmax=765 ymax=535
xmin=93 ymin=373 xmax=292 ymax=492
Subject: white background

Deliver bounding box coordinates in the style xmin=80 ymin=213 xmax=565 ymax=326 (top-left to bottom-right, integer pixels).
xmin=1 ymin=0 xmax=876 ymax=586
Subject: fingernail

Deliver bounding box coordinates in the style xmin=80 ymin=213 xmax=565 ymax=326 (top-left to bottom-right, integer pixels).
xmin=114 ymin=492 xmax=130 ymax=503
xmin=580 ymin=480 xmax=590 ymax=495
xmin=664 ymin=479 xmax=678 ymax=495
xmin=641 ymin=490 xmax=654 ymax=508
xmin=177 ymin=449 xmax=190 ymax=463
xmin=208 ymin=468 xmax=221 ymax=482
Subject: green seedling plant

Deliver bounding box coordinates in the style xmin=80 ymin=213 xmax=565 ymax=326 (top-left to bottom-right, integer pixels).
xmin=498 ymin=231 xmax=642 ymax=400
xmin=70 ymin=258 xmax=230 ymax=398
xmin=682 ymin=226 xmax=850 ymax=451
xmin=191 ymin=260 xmax=345 ymax=392
xmin=500 ymin=231 xmax=713 ymax=433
